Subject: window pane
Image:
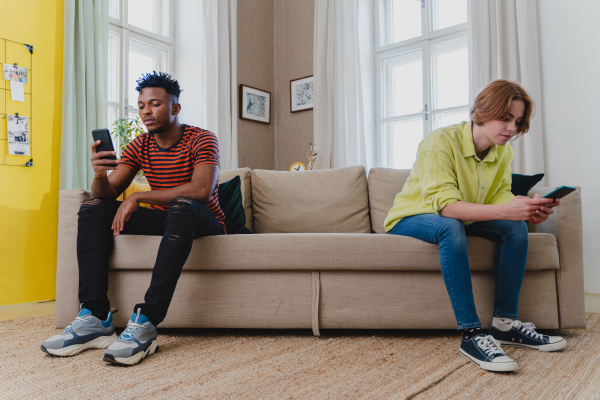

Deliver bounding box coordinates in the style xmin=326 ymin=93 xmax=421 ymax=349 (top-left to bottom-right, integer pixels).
xmin=108 ymin=106 xmax=117 ymax=132
xmin=108 ymin=31 xmax=120 ymax=103
xmin=128 ymin=110 xmax=141 ymax=121
xmin=432 ymin=109 xmax=469 ymax=130
xmin=128 ymin=0 xmax=169 ymax=37
xmin=432 ymin=0 xmax=467 ymax=30
xmin=109 ymin=0 xmax=120 ymax=19
xmin=386 ymin=52 xmax=423 ymax=117
xmin=385 ymin=118 xmax=423 ymax=169
xmin=128 ymin=41 xmax=165 ymax=107
xmin=391 ymin=0 xmax=422 ymax=44
xmin=432 ymin=40 xmax=468 ymax=109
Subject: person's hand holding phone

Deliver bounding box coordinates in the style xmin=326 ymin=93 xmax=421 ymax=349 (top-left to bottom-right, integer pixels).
xmin=91 ymin=140 xmax=118 ymax=178
xmin=529 ymin=194 xmax=559 ymax=224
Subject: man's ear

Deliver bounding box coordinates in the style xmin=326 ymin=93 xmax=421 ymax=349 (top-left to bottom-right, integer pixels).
xmin=172 ymin=102 xmax=181 ymax=116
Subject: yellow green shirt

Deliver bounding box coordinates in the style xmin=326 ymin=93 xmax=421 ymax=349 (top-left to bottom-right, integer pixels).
xmin=384 ymin=121 xmax=514 ymax=231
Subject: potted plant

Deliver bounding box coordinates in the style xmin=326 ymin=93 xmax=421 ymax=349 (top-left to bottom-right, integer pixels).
xmin=111 ymin=117 xmax=146 ymax=177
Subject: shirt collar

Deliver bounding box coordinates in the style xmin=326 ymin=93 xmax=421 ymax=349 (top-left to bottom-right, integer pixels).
xmin=463 ymin=121 xmax=498 ymax=162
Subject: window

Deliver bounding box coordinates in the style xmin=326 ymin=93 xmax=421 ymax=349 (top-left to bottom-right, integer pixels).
xmin=108 ymin=0 xmax=174 ymax=151
xmin=375 ymin=0 xmax=468 ymax=169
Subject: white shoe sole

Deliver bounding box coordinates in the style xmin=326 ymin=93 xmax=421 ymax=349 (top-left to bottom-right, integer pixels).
xmin=105 ymin=340 xmax=159 ymax=366
xmin=497 ymin=338 xmax=567 ymax=352
xmin=459 ymin=348 xmax=519 ymax=372
xmin=43 ymin=334 xmax=118 ymax=357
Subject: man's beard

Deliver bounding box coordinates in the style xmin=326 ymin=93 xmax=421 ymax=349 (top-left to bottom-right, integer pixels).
xmin=148 ymin=126 xmax=165 ymax=135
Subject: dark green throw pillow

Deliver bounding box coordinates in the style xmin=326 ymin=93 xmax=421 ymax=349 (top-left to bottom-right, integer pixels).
xmin=511 ymin=173 xmax=544 ymax=196
xmin=218 ymin=175 xmax=251 ymax=234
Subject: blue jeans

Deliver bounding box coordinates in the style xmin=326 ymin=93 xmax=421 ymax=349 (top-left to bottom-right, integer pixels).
xmin=388 ymin=214 xmax=528 ymax=330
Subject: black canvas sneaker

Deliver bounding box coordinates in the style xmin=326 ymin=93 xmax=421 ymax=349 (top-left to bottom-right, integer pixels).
xmin=489 ymin=320 xmax=566 ymax=351
xmin=459 ymin=333 xmax=518 ymax=372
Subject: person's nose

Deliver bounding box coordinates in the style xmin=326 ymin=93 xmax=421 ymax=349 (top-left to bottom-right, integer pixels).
xmin=507 ymin=120 xmax=517 ymax=133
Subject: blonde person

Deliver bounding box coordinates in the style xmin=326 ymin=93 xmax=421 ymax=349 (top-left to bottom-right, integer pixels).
xmin=385 ymin=80 xmax=566 ymax=372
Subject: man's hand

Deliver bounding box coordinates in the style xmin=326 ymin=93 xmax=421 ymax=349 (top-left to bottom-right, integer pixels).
xmin=91 ymin=140 xmax=117 ymax=178
xmin=500 ymin=194 xmax=557 ymax=222
xmin=111 ymin=195 xmax=139 ymax=235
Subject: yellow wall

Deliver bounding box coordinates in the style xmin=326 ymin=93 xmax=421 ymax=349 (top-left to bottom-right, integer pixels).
xmin=0 ymin=0 xmax=64 ymax=305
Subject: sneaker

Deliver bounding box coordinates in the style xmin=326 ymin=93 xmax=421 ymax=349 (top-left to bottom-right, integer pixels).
xmin=41 ymin=305 xmax=118 ymax=357
xmin=490 ymin=320 xmax=567 ymax=351
xmin=103 ymin=308 xmax=159 ymax=366
xmin=459 ymin=334 xmax=518 ymax=372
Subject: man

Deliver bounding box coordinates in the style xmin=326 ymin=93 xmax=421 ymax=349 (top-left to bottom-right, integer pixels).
xmin=42 ymin=72 xmax=226 ymax=366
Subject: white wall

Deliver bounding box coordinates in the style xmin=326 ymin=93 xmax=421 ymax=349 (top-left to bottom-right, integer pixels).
xmin=173 ymin=0 xmax=204 ymax=128
xmin=537 ymin=0 xmax=600 ymax=293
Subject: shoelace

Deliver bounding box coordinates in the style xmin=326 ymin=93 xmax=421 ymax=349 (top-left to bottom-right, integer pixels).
xmin=475 ymin=335 xmax=505 ymax=356
xmin=510 ymin=320 xmax=543 ymax=340
xmin=120 ymin=322 xmax=144 ymax=340
xmin=63 ymin=316 xmax=86 ymax=332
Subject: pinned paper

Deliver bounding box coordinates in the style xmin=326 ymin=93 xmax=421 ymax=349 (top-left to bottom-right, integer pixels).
xmin=10 ymin=80 xmax=25 ymax=102
xmin=7 ymin=114 xmax=30 ymax=156
xmin=3 ymin=63 xmax=28 ymax=83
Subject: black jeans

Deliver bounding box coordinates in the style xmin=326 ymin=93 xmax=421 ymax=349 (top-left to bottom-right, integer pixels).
xmin=77 ymin=196 xmax=223 ymax=326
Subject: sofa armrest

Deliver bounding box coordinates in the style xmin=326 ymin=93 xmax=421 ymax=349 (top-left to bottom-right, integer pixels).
xmin=527 ymin=186 xmax=585 ymax=328
xmin=55 ymin=189 xmax=92 ymax=327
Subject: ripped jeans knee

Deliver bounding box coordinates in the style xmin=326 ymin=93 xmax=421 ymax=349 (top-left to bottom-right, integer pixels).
xmin=165 ymin=197 xmax=197 ymax=237
xmin=78 ymin=199 xmax=118 ymax=222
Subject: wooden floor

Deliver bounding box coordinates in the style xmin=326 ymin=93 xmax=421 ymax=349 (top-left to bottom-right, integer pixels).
xmin=1 ymin=294 xmax=600 ymax=322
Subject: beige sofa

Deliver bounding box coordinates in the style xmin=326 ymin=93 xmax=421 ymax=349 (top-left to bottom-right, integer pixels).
xmin=56 ymin=166 xmax=586 ymax=334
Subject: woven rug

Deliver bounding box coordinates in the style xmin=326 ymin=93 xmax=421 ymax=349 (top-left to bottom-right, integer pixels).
xmin=1 ymin=314 xmax=599 ymax=400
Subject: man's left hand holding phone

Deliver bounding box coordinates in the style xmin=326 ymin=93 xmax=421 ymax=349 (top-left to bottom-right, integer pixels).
xmin=91 ymin=128 xmax=118 ymax=174
xmin=90 ymin=128 xmax=140 ymax=235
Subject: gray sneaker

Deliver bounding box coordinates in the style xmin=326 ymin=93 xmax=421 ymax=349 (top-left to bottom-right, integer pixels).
xmin=103 ymin=308 xmax=159 ymax=366
xmin=41 ymin=305 xmax=118 ymax=357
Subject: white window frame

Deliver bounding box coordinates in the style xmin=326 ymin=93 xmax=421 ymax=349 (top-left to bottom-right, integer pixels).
xmin=108 ymin=0 xmax=175 ymax=150
xmin=375 ymin=0 xmax=468 ymax=168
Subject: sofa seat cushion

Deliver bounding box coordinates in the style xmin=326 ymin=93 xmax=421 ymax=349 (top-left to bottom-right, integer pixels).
xmin=109 ymin=232 xmax=559 ymax=272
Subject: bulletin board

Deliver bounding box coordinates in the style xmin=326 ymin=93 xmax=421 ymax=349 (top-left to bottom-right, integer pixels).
xmin=0 ymin=38 xmax=33 ymax=167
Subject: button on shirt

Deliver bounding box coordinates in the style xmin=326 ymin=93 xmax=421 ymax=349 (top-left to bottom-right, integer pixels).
xmin=384 ymin=121 xmax=514 ymax=231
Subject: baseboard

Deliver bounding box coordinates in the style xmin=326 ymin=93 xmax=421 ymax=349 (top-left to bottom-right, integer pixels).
xmin=585 ymin=292 xmax=600 ymax=313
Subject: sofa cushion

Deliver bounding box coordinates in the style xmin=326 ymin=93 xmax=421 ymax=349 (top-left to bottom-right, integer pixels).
xmin=219 ymin=168 xmax=253 ymax=232
xmin=109 ymin=232 xmax=559 ymax=272
xmin=251 ymin=166 xmax=371 ymax=233
xmin=368 ymin=168 xmax=411 ymax=234
xmin=218 ymin=176 xmax=251 ymax=234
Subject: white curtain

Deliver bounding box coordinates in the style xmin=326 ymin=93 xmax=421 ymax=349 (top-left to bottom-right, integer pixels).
xmin=313 ymin=0 xmax=375 ymax=170
xmin=201 ymin=0 xmax=238 ymax=170
xmin=59 ymin=0 xmax=108 ymax=189
xmin=468 ymin=0 xmax=545 ymax=177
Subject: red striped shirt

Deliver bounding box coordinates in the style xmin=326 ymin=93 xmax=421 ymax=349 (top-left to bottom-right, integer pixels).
xmin=119 ymin=125 xmax=226 ymax=233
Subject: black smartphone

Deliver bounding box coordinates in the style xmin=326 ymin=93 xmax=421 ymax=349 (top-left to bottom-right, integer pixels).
xmin=92 ymin=129 xmax=118 ymax=168
xmin=543 ymin=186 xmax=576 ymax=200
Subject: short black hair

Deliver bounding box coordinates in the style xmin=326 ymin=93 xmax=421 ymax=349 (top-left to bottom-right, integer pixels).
xmin=135 ymin=71 xmax=182 ymax=103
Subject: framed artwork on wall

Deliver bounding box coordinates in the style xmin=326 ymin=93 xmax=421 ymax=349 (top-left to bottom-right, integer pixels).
xmin=239 ymin=84 xmax=271 ymax=124
xmin=290 ymin=75 xmax=314 ymax=113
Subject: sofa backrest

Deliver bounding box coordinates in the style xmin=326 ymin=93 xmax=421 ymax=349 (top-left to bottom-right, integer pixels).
xmin=368 ymin=168 xmax=411 ymax=234
xmin=220 ymin=167 xmax=253 ymax=232
xmin=251 ymin=166 xmax=371 ymax=233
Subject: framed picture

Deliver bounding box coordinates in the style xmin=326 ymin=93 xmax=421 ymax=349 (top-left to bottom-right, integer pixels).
xmin=290 ymin=75 xmax=314 ymax=112
xmin=239 ymin=84 xmax=271 ymax=124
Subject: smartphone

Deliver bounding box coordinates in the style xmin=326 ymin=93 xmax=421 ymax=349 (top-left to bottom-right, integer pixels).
xmin=543 ymin=186 xmax=576 ymax=200
xmin=92 ymin=129 xmax=118 ymax=168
